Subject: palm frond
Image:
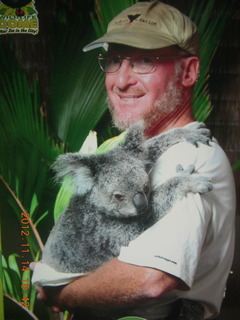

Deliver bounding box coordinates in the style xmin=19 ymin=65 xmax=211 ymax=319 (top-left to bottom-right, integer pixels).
xmin=48 ymin=8 xmax=108 ymax=152
xmin=0 ymin=41 xmax=62 ymax=241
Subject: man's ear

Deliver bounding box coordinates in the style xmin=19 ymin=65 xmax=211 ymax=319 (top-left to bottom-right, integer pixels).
xmin=181 ymin=56 xmax=200 ymax=87
xmin=52 ymin=153 xmax=95 ymax=195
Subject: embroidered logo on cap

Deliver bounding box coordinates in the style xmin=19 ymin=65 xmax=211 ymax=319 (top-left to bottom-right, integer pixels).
xmin=127 ymin=14 xmax=141 ymax=24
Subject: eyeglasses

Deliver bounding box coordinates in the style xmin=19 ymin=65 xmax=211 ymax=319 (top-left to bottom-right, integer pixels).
xmin=98 ymin=53 xmax=186 ymax=74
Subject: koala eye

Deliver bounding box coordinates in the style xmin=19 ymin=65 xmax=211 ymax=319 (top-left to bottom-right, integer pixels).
xmin=113 ymin=192 xmax=125 ymax=201
xmin=143 ymin=185 xmax=150 ymax=194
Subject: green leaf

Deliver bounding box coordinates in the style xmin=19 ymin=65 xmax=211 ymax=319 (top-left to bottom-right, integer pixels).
xmin=2 ymin=254 xmax=21 ymax=301
xmin=25 ymin=7 xmax=36 ymax=15
xmin=34 ymin=210 xmax=49 ymax=227
xmin=8 ymin=254 xmax=20 ymax=279
xmin=29 ymin=193 xmax=39 ymax=217
xmin=96 ymin=132 xmax=126 ymax=154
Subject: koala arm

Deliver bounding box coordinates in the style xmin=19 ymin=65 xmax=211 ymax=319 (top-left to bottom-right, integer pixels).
xmin=36 ymin=258 xmax=186 ymax=312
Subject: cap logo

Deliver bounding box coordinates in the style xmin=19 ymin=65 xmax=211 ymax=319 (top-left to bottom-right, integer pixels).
xmin=127 ymin=14 xmax=141 ymax=24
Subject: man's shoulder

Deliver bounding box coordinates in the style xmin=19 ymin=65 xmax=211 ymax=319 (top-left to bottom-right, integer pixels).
xmin=155 ymin=138 xmax=222 ymax=168
xmin=150 ymin=138 xmax=232 ymax=186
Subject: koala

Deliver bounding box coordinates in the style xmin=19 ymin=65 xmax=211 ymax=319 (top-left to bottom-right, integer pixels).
xmin=42 ymin=122 xmax=212 ymax=274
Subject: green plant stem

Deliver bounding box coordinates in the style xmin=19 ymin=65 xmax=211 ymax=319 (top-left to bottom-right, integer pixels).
xmin=0 ymin=176 xmax=44 ymax=252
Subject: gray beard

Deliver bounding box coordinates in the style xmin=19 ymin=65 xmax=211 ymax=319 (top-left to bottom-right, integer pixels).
xmin=108 ymin=61 xmax=183 ymax=131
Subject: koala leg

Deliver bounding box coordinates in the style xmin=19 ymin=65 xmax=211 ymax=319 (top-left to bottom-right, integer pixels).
xmin=150 ymin=165 xmax=212 ymax=221
xmin=146 ymin=122 xmax=211 ymax=163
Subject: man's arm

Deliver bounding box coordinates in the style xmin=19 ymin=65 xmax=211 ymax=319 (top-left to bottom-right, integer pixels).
xmin=37 ymin=258 xmax=186 ymax=312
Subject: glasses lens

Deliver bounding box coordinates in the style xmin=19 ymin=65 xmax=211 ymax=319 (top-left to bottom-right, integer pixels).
xmin=133 ymin=56 xmax=155 ymax=73
xmin=98 ymin=54 xmax=121 ymax=73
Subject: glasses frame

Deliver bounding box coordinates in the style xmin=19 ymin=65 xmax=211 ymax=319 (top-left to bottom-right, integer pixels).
xmin=98 ymin=52 xmax=187 ymax=74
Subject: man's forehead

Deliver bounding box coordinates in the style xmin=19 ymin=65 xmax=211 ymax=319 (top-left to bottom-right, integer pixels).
xmin=107 ymin=44 xmax=182 ymax=56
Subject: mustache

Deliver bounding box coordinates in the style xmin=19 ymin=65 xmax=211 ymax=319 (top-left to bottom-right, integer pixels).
xmin=113 ymin=87 xmax=147 ymax=96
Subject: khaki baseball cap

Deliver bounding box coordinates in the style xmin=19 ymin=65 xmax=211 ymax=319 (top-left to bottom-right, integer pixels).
xmin=83 ymin=1 xmax=199 ymax=56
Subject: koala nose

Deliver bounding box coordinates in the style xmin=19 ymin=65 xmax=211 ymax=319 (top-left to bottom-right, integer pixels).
xmin=133 ymin=192 xmax=148 ymax=213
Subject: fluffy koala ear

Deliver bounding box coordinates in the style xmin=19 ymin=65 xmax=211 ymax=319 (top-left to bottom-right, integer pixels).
xmin=52 ymin=153 xmax=94 ymax=195
xmin=121 ymin=121 xmax=146 ymax=157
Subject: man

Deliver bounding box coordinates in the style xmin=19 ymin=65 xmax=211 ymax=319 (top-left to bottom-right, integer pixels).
xmin=36 ymin=1 xmax=236 ymax=319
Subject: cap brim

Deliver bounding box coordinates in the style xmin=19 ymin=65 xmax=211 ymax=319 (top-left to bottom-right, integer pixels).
xmin=83 ymin=31 xmax=174 ymax=52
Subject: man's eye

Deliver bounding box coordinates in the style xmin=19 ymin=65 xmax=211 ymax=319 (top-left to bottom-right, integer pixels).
xmin=110 ymin=56 xmax=121 ymax=64
xmin=138 ymin=56 xmax=153 ymax=64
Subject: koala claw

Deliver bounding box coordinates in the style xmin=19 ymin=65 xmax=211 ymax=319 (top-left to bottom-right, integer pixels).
xmin=188 ymin=176 xmax=212 ymax=195
xmin=184 ymin=122 xmax=212 ymax=147
xmin=194 ymin=177 xmax=213 ymax=193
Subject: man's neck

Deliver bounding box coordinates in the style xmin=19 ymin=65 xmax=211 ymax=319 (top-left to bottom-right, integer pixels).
xmin=145 ymin=109 xmax=195 ymax=138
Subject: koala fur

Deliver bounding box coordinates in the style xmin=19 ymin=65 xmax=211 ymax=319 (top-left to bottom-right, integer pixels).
xmin=42 ymin=122 xmax=212 ymax=274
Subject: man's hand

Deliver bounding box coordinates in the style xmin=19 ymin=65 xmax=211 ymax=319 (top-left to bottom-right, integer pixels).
xmin=30 ymin=262 xmax=64 ymax=313
xmin=36 ymin=285 xmax=64 ymax=313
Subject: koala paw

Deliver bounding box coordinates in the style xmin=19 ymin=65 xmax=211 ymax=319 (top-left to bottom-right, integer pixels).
xmin=188 ymin=176 xmax=213 ymax=194
xmin=176 ymin=164 xmax=213 ymax=198
xmin=184 ymin=122 xmax=212 ymax=147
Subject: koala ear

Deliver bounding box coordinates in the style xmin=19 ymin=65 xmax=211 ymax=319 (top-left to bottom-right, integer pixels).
xmin=121 ymin=121 xmax=146 ymax=157
xmin=52 ymin=153 xmax=95 ymax=195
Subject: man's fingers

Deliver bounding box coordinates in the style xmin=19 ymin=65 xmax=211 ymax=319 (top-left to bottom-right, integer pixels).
xmin=36 ymin=286 xmax=47 ymax=301
xmin=29 ymin=260 xmax=42 ymax=270
xmin=29 ymin=262 xmax=36 ymax=270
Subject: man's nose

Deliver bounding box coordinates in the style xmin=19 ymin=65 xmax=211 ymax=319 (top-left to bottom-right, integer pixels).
xmin=114 ymin=59 xmax=137 ymax=89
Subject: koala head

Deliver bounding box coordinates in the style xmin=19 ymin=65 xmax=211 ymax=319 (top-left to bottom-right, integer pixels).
xmin=88 ymin=155 xmax=150 ymax=218
xmin=53 ymin=123 xmax=151 ymax=219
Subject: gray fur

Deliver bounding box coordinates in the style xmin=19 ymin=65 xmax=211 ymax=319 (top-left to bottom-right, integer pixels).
xmin=42 ymin=122 xmax=212 ymax=273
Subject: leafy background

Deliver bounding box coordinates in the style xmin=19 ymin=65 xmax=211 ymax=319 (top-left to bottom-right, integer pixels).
xmin=0 ymin=0 xmax=239 ymax=319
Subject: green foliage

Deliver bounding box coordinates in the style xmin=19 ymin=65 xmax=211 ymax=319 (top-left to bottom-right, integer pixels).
xmin=48 ymin=6 xmax=108 ymax=152
xmin=2 ymin=253 xmax=37 ymax=318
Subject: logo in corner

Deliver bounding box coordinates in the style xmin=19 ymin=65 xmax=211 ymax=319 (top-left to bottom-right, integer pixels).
xmin=0 ymin=0 xmax=39 ymax=35
xmin=127 ymin=14 xmax=141 ymax=24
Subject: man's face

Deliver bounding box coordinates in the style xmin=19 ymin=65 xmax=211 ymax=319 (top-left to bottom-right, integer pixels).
xmin=105 ymin=45 xmax=184 ymax=131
